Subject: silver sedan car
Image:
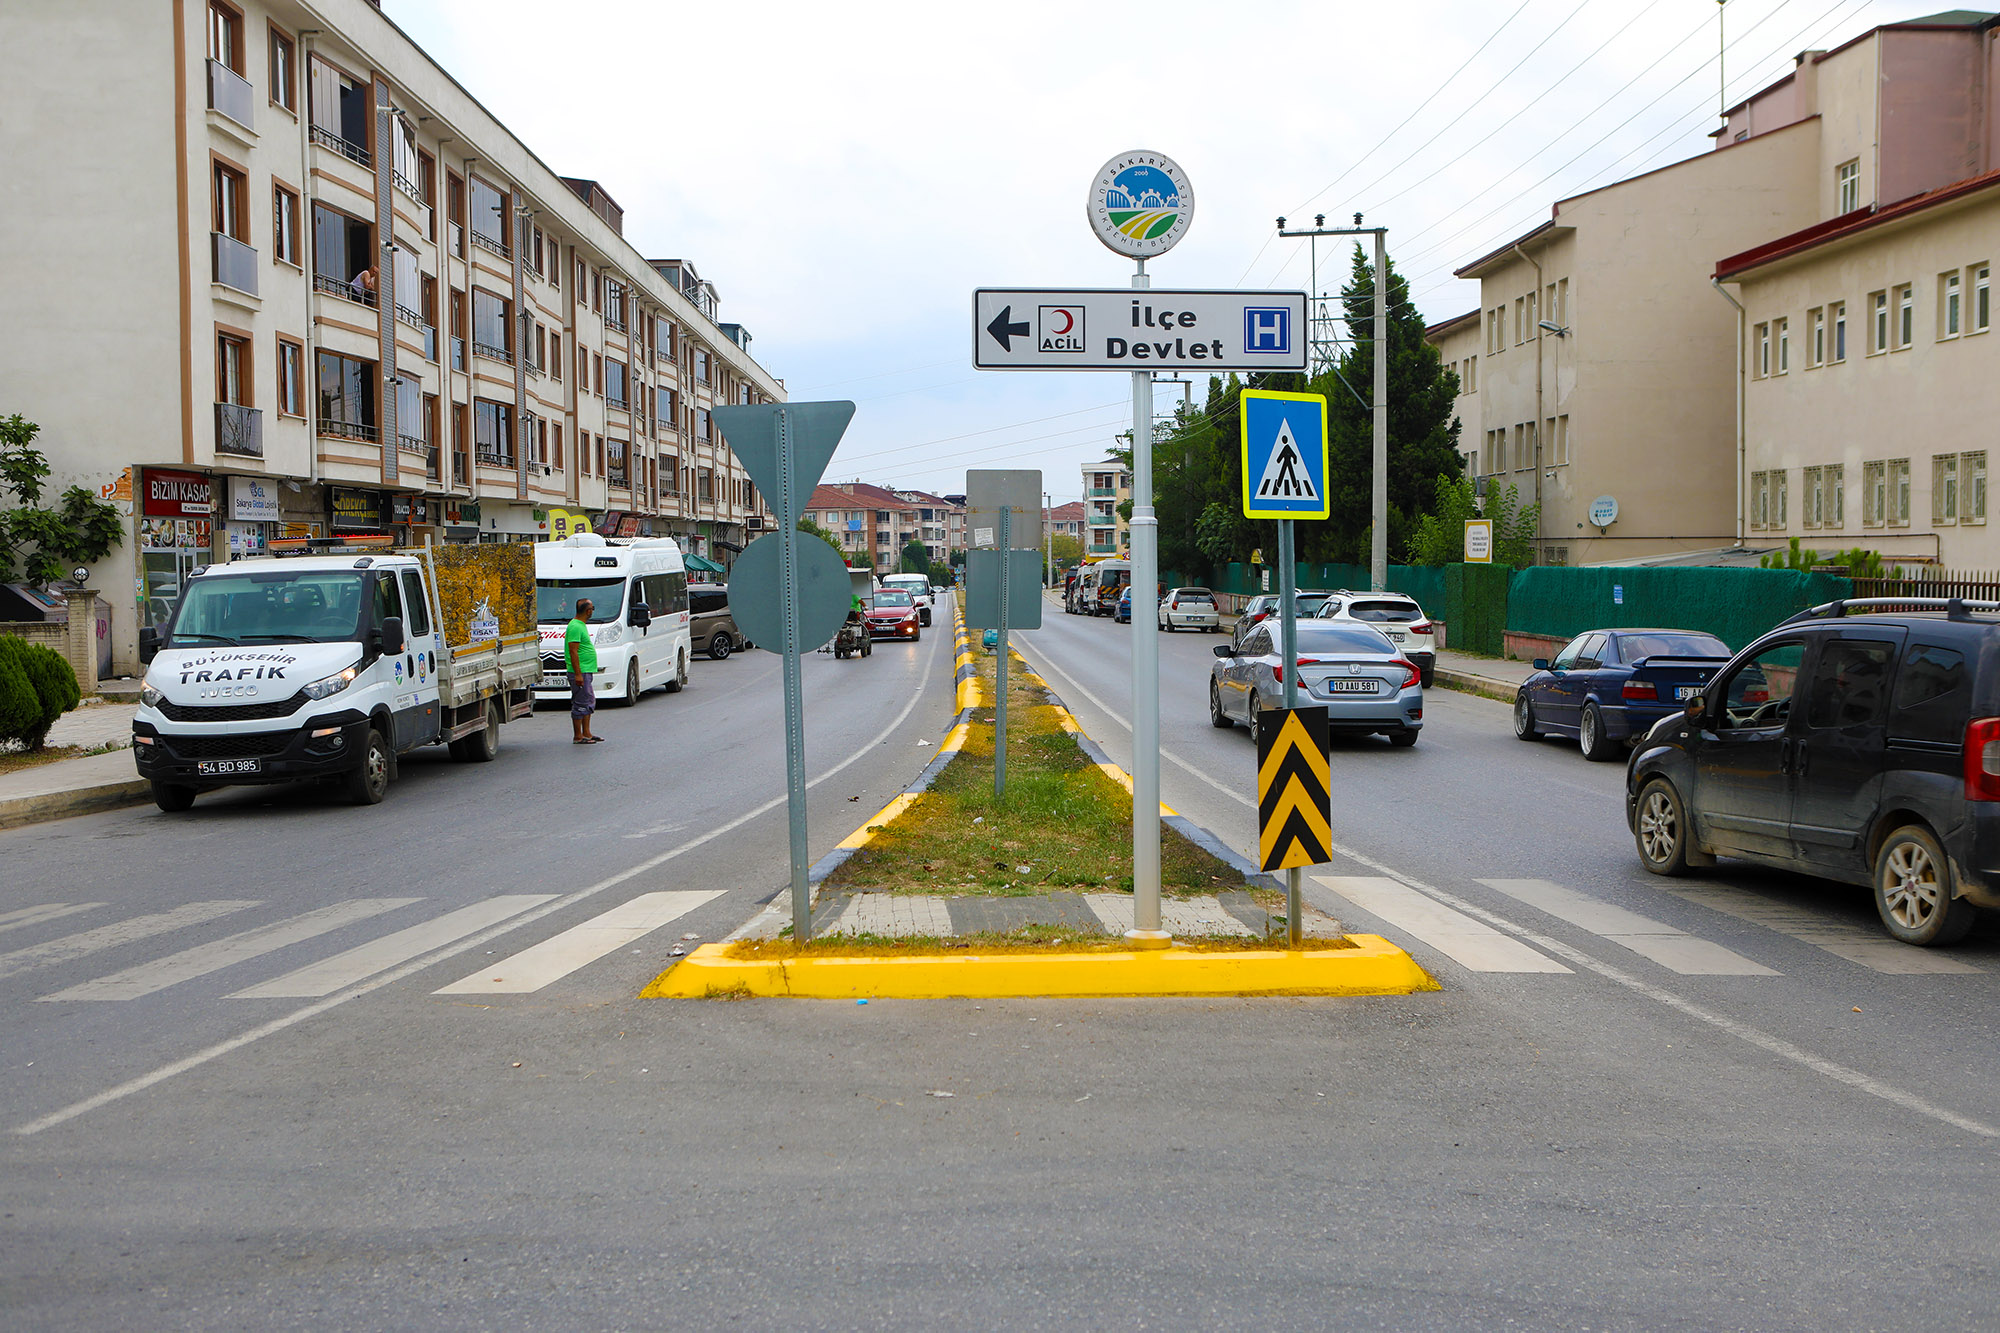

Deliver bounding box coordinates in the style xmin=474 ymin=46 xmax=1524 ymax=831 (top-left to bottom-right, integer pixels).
xmin=1209 ymin=621 xmax=1424 ymax=747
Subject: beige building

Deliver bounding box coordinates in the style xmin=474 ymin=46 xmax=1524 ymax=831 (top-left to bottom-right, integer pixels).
xmin=1 ymin=0 xmax=783 ymax=672
xmin=1432 ymin=9 xmax=2000 ymax=567
xmin=1716 ymin=173 xmax=1997 ymax=564
xmin=1424 ymin=310 xmax=1482 ymax=475
xmin=1083 ymin=460 xmax=1131 ymax=558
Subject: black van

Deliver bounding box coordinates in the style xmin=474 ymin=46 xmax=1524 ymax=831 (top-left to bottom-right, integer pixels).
xmin=1627 ymin=598 xmax=2000 ymax=946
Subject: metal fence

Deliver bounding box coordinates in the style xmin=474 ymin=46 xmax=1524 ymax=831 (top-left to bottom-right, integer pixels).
xmin=1850 ymin=570 xmax=2000 ymax=602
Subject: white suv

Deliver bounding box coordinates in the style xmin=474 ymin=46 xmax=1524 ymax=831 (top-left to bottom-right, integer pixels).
xmin=1315 ymin=591 xmax=1437 ymax=687
xmin=879 ymin=574 xmax=934 ymax=626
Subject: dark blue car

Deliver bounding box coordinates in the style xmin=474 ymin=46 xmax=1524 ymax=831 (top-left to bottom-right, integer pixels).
xmin=1513 ymin=628 xmax=1732 ymax=761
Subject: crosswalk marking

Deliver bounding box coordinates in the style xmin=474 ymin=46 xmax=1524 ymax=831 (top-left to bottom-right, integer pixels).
xmin=0 ymin=903 xmax=103 ymax=937
xmin=1310 ymin=876 xmax=1570 ymax=973
xmin=1663 ymin=886 xmax=1983 ymax=975
xmin=434 ymin=890 xmax=722 ymax=993
xmin=40 ymin=899 xmax=421 ymax=1002
xmin=0 ymin=901 xmax=259 ymax=982
xmin=229 ymin=896 xmax=556 ymax=999
xmin=1478 ymin=879 xmax=1778 ymax=976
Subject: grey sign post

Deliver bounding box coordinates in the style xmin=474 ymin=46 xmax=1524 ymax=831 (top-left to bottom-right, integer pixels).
xmin=713 ymin=400 xmax=856 ymax=942
xmin=965 ymin=468 xmax=1043 ymax=799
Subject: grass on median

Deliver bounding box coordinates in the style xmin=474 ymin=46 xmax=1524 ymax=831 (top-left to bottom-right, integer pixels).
xmin=821 ymin=643 xmax=1252 ymax=899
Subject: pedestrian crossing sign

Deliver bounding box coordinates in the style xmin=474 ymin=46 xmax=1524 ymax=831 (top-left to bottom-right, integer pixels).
xmin=1240 ymin=389 xmax=1329 ymax=520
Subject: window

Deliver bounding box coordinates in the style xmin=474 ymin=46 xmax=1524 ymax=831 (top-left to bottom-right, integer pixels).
xmin=446 ymin=173 xmax=464 ymax=257
xmin=1863 ymin=460 xmax=1887 ymax=527
xmin=1941 ymin=271 xmax=1962 ymax=338
xmin=316 ymin=350 xmax=375 ymax=439
xmin=216 ymin=331 xmax=248 ymax=406
xmin=1719 ymin=641 xmax=1804 ymax=731
xmin=468 ymin=176 xmax=508 ymax=256
xmin=212 ymin=160 xmax=247 ymax=240
xmin=604 ymin=279 xmax=626 ymax=330
xmin=399 ymin=572 xmax=431 ymax=635
xmin=471 ymin=289 xmax=511 ymax=362
xmin=307 ymin=56 xmax=369 ymax=163
xmin=695 ymin=348 xmax=711 ymax=384
xmin=1967 ymin=452 xmax=1987 ymax=524
xmin=276 ymin=337 xmax=302 ymax=416
xmin=594 ymin=354 xmax=604 ymax=395
xmin=607 ymin=439 xmax=628 ymax=487
xmin=1803 ymin=639 xmax=1894 ymax=730
xmin=208 ymin=1 xmax=243 ymax=71
xmin=1751 ymin=470 xmax=1772 ymax=529
xmin=272 ymin=184 xmax=299 ymax=265
xmin=1832 ymin=301 xmax=1847 ymax=361
xmin=530 ymin=226 xmax=543 ymax=276
xmin=1809 ymin=307 xmax=1824 ymax=367
xmin=473 ymin=399 xmax=513 ymax=465
xmin=1891 ymin=644 xmax=1968 ymax=745
xmin=310 ymin=202 xmax=372 ymax=299
xmin=1755 ymin=322 xmax=1770 ymax=377
xmin=604 ymin=359 xmax=627 ymax=408
xmin=1775 ymin=317 xmax=1789 ymax=373
xmin=1803 ymin=466 xmax=1822 ymax=528
xmin=1890 ymin=458 xmax=1911 ymax=525
xmin=1837 ymin=159 xmax=1859 ymax=214
xmin=391 ymin=112 xmax=420 ymax=204
xmin=1803 ymin=464 xmax=1844 ymax=530
xmin=1870 ymin=291 xmax=1888 ymax=354
xmin=1895 ymin=284 xmax=1913 ymax=349
xmin=553 ymin=424 xmax=564 ymax=471
xmin=1976 ymin=266 xmax=1991 ymax=334
xmin=550 ymin=338 xmax=561 ymax=382
xmin=1935 ymin=454 xmax=1961 ymax=524
xmin=1513 ymin=297 xmax=1525 ymax=344
xmin=268 ymin=27 xmax=294 ymax=111
xmin=596 ymin=436 xmax=606 ymax=477
xmin=1774 ymin=469 xmax=1787 ymax=526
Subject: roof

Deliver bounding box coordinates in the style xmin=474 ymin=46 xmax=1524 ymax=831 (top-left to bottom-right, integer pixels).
xmin=1715 ymin=167 xmax=2000 ymax=280
xmin=806 ymin=482 xmax=915 ymax=511
xmin=1454 ymin=220 xmax=1563 ymax=280
xmin=1423 ymin=309 xmax=1480 ymax=341
xmin=1049 ymin=501 xmax=1087 ymax=520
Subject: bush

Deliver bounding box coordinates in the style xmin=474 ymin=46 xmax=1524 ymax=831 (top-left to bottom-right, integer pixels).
xmin=0 ymin=634 xmax=78 ymax=751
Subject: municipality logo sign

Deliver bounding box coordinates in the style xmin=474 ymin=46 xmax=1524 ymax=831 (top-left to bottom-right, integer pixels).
xmin=1087 ymin=151 xmax=1193 ymax=258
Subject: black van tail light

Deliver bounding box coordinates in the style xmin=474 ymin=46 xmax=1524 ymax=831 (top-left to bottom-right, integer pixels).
xmin=1963 ymin=718 xmax=2000 ymax=801
xmin=1623 ymin=680 xmax=1658 ymax=701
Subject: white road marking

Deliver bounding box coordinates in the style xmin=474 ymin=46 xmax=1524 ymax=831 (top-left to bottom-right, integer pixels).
xmin=0 ymin=903 xmax=103 ymax=936
xmin=1478 ymin=878 xmax=1778 ymax=976
xmin=1084 ymin=894 xmax=1256 ymax=938
xmin=18 ymin=627 xmax=952 ymax=1137
xmin=1663 ymin=885 xmax=1983 ymax=975
xmin=434 ymin=890 xmax=721 ymax=993
xmin=40 ymin=899 xmax=420 ymax=1002
xmin=0 ymin=902 xmax=259 ymax=982
xmin=1017 ymin=636 xmax=2000 ymax=1139
xmin=1312 ymin=876 xmax=1570 ymax=972
xmin=230 ymin=897 xmax=556 ymax=998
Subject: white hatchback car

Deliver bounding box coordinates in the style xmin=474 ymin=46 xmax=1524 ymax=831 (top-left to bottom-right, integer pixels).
xmin=1158 ymin=587 xmax=1220 ymax=633
xmin=1315 ymin=591 xmax=1437 ymax=687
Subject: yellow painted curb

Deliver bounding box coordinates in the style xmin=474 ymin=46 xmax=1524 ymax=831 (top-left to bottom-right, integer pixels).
xmin=644 ymin=934 xmax=1438 ymax=999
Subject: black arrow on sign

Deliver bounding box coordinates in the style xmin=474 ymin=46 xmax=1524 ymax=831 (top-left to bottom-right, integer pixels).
xmin=986 ymin=306 xmax=1030 ymax=352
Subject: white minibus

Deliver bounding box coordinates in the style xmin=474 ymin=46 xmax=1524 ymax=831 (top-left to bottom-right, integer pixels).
xmin=534 ymin=534 xmax=692 ymax=705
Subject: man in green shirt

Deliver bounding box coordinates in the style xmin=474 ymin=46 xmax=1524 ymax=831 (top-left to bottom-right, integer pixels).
xmin=566 ymin=597 xmax=601 ymax=744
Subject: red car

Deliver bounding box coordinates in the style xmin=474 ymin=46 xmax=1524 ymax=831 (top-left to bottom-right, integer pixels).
xmin=865 ymin=589 xmax=922 ymax=641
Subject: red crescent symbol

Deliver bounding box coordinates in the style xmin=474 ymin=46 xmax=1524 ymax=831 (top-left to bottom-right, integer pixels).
xmin=1054 ymin=310 xmax=1074 ymax=335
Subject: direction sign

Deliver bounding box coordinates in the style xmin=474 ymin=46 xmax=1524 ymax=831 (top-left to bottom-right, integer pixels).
xmin=1257 ymin=706 xmax=1333 ymax=872
xmin=974 ymin=289 xmax=1308 ymax=372
xmin=1240 ymin=389 xmax=1329 ymax=520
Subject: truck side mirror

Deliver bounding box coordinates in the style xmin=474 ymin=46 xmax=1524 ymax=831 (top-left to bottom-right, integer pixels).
xmin=378 ymin=615 xmax=405 ymax=656
xmin=139 ymin=626 xmax=160 ymax=664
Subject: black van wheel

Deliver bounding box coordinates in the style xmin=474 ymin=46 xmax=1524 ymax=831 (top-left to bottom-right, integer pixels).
xmin=1634 ymin=777 xmax=1706 ymax=876
xmin=1578 ymin=703 xmax=1619 ymax=762
xmin=152 ymin=781 xmax=197 ymax=813
xmin=1875 ymin=825 xmax=1979 ymax=947
xmin=347 ymin=728 xmax=391 ymax=805
xmin=665 ymin=651 xmax=686 ymax=694
xmin=709 ymin=632 xmax=734 ymax=661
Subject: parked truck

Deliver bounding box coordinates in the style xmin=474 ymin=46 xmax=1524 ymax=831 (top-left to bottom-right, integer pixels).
xmin=132 ymin=536 xmax=538 ymax=810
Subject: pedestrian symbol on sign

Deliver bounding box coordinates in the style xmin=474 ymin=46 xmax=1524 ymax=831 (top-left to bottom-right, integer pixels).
xmin=1253 ymin=419 xmax=1318 ymax=503
xmin=1239 ymin=389 xmax=1330 ymax=520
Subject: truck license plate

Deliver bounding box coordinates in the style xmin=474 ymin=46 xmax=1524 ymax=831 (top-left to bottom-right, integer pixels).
xmin=1329 ymin=679 xmax=1380 ymax=694
xmin=197 ymin=758 xmax=263 ymax=776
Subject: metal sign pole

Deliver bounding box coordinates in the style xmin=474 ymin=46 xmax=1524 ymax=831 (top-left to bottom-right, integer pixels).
xmin=1128 ymin=257 xmax=1168 ymax=948
xmin=996 ymin=505 xmax=1010 ymax=798
xmin=777 ymin=407 xmax=812 ymax=942
xmin=1371 ymin=228 xmax=1390 ymax=592
xmin=1277 ymin=517 xmax=1301 ymax=947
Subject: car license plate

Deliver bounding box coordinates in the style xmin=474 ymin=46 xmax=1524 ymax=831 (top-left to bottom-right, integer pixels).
xmin=1384 ymin=630 xmax=1406 ymax=641
xmin=1329 ymin=679 xmax=1380 ymax=695
xmin=1676 ymin=685 xmax=1701 ymax=700
xmin=541 ymin=673 xmax=568 ymax=688
xmin=197 ymin=757 xmax=263 ymax=777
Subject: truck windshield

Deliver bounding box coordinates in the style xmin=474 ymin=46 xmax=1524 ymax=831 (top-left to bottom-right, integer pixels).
xmin=537 ymin=578 xmax=625 ymax=624
xmin=167 ymin=572 xmax=368 ymax=647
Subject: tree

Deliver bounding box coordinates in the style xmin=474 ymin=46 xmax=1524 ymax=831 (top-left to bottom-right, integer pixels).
xmin=0 ymin=634 xmax=79 ymax=751
xmin=1044 ymin=533 xmax=1082 ymax=582
xmin=0 ymin=415 xmax=124 ymax=585
xmin=796 ymin=516 xmax=844 ymax=559
xmin=900 ymin=539 xmax=931 ymax=577
xmin=1406 ymin=476 xmax=1539 ymax=568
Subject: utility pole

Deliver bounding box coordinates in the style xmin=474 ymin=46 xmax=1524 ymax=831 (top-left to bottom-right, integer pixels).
xmin=1277 ymin=214 xmax=1391 ymax=590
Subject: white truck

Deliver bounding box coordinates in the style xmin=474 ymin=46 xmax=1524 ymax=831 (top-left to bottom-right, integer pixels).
xmin=132 ymin=537 xmax=538 ymax=810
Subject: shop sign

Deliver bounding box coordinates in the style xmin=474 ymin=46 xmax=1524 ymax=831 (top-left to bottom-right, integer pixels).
xmin=548 ymin=507 xmax=592 ymax=540
xmin=392 ymin=495 xmax=430 ymax=525
xmin=143 ymin=468 xmax=213 ymax=517
xmin=331 ymin=488 xmax=382 ymax=527
xmin=594 ymin=510 xmax=626 ymax=537
xmin=229 ymin=476 xmax=281 ymax=522
xmin=98 ymin=467 xmax=133 ymax=514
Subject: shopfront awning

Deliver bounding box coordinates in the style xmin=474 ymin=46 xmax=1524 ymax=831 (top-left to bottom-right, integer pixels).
xmin=683 ymin=552 xmax=727 ymax=575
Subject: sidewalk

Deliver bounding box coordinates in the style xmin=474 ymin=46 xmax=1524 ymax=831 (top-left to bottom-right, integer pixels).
xmin=0 ymin=701 xmax=147 ymax=830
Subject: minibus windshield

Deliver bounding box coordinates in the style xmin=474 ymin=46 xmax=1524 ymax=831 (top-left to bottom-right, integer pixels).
xmin=537 ymin=578 xmax=625 ymax=624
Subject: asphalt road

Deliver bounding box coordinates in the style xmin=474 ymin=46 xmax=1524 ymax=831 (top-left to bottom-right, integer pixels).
xmin=5 ymin=588 xmax=2000 ymax=1329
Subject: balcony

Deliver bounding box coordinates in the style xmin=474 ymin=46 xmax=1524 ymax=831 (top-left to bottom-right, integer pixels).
xmin=475 ymin=447 xmax=514 ymax=468
xmin=471 ymin=341 xmax=512 ymax=365
xmin=394 ymin=302 xmax=423 ymax=331
xmin=211 ymin=232 xmax=258 ymax=296
xmin=606 ymin=394 xmax=628 ymax=411
xmin=391 ymin=168 xmax=423 ymax=206
xmin=470 ymin=229 xmax=511 ymax=262
xmin=319 ymin=416 xmax=378 ymax=444
xmin=310 ymin=123 xmax=370 ymax=168
xmin=1088 ymin=543 xmax=1118 ymax=555
xmin=398 ymin=434 xmax=434 ymax=462
xmin=314 ymin=272 xmax=376 ymax=308
xmin=1088 ymin=487 xmax=1118 ymax=498
xmin=206 ymin=60 xmax=254 ymax=130
xmin=213 ymin=402 xmax=262 ymax=457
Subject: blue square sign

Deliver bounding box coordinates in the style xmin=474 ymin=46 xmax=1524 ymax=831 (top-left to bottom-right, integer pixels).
xmin=1244 ymin=307 xmax=1291 ymax=354
xmin=1240 ymin=389 xmax=1329 ymax=519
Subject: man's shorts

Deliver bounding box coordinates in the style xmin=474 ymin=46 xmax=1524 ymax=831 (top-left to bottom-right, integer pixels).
xmin=570 ymin=672 xmax=596 ymax=718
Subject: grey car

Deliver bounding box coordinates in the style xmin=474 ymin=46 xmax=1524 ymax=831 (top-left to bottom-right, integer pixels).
xmin=1210 ymin=620 xmax=1425 ymax=747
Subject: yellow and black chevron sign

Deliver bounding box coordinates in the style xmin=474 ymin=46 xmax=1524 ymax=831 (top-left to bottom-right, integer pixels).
xmin=1256 ymin=706 xmax=1332 ymax=872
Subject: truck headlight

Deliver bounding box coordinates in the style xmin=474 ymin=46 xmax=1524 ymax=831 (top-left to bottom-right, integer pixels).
xmin=301 ymin=665 xmax=359 ymax=700
xmin=140 ymin=682 xmax=163 ymax=708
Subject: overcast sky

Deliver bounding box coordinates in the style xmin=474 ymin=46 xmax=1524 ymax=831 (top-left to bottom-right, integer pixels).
xmin=389 ymin=0 xmax=1936 ymax=504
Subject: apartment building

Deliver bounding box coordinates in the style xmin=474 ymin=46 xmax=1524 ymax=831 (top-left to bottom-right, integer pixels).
xmin=0 ymin=0 xmax=782 ymax=671
xmin=893 ymin=490 xmax=967 ymax=566
xmin=1048 ymin=501 xmax=1088 ymax=539
xmin=1432 ymin=9 xmax=1998 ymax=567
xmin=1082 ymin=461 xmax=1132 ymax=558
xmin=805 ymin=483 xmax=918 ymax=574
